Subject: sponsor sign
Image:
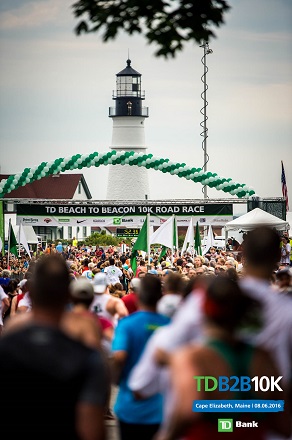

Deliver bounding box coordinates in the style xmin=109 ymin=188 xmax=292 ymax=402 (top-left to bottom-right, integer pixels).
xmin=16 ymin=202 xmax=233 ymax=227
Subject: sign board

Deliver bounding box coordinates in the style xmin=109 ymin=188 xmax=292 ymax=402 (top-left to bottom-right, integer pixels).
xmin=116 ymin=228 xmax=141 ymax=237
xmin=16 ymin=202 xmax=233 ymax=227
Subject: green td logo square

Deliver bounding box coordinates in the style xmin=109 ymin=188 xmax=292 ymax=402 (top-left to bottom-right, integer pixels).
xmin=218 ymin=419 xmax=233 ymax=432
xmin=113 ymin=218 xmax=121 ymax=225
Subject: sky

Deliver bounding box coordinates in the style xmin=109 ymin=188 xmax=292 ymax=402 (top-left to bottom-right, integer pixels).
xmin=0 ymin=0 xmax=291 ymax=209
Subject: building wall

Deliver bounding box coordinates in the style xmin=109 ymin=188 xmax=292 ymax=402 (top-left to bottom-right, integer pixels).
xmin=107 ymin=116 xmax=149 ymax=200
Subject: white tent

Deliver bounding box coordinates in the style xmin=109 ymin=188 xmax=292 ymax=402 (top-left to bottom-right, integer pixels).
xmin=13 ymin=225 xmax=39 ymax=243
xmin=225 ymin=208 xmax=289 ymax=232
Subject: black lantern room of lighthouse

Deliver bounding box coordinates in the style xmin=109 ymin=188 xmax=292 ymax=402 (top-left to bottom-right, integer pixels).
xmin=109 ymin=59 xmax=149 ymax=118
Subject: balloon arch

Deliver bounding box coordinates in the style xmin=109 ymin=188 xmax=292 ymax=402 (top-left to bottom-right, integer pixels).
xmin=0 ymin=150 xmax=255 ymax=198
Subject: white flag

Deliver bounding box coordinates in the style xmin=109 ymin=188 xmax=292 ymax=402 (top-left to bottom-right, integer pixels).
xmin=18 ymin=223 xmax=31 ymax=259
xmin=150 ymin=216 xmax=175 ymax=248
xmin=203 ymin=224 xmax=215 ymax=255
xmin=182 ymin=217 xmax=194 ymax=255
xmin=0 ymin=237 xmax=2 ymax=253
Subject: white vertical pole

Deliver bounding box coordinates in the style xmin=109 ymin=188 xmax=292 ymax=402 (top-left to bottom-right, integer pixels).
xmin=8 ymin=218 xmax=11 ymax=269
xmin=147 ymin=213 xmax=151 ymax=267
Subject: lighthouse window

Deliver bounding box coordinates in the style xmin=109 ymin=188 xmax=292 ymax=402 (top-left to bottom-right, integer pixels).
xmin=132 ymin=77 xmax=138 ymax=84
xmin=132 ymin=83 xmax=138 ymax=91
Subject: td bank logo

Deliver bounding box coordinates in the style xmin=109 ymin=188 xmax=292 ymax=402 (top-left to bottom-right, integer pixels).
xmin=113 ymin=218 xmax=121 ymax=225
xmin=218 ymin=419 xmax=233 ymax=432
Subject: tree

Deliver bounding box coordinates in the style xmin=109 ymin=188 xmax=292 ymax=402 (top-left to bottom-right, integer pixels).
xmin=72 ymin=0 xmax=230 ymax=58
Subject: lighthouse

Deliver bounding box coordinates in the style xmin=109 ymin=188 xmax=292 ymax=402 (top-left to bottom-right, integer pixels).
xmin=106 ymin=59 xmax=149 ymax=200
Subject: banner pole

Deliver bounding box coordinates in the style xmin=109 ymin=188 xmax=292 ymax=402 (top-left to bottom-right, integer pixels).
xmin=8 ymin=218 xmax=11 ymax=270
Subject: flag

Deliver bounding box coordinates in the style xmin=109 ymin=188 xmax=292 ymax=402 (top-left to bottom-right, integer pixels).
xmin=9 ymin=222 xmax=18 ymax=257
xmin=195 ymin=221 xmax=202 ymax=256
xmin=18 ymin=223 xmax=31 ymax=259
xmin=150 ymin=216 xmax=175 ymax=248
xmin=158 ymin=245 xmax=168 ymax=262
xmin=130 ymin=215 xmax=149 ymax=276
xmin=182 ymin=217 xmax=194 ymax=255
xmin=203 ymin=224 xmax=215 ymax=255
xmin=281 ymin=160 xmax=289 ymax=211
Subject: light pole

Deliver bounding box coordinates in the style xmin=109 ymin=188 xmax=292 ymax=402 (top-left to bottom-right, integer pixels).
xmin=200 ymin=42 xmax=213 ymax=199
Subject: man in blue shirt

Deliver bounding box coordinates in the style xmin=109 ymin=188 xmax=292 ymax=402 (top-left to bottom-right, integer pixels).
xmin=56 ymin=242 xmax=63 ymax=253
xmin=112 ymin=275 xmax=170 ymax=440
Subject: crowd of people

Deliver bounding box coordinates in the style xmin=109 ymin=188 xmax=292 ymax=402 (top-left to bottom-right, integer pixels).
xmin=0 ymin=227 xmax=291 ymax=439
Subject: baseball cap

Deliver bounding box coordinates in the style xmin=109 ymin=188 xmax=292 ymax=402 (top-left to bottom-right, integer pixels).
xmin=148 ymin=269 xmax=158 ymax=275
xmin=70 ymin=278 xmax=94 ymax=301
xmin=93 ymin=272 xmax=108 ymax=293
xmin=18 ymin=279 xmax=27 ymax=289
xmin=129 ymin=278 xmax=141 ymax=292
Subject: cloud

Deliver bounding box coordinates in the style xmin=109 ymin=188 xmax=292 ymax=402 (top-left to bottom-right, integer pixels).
xmin=0 ymin=0 xmax=67 ymax=30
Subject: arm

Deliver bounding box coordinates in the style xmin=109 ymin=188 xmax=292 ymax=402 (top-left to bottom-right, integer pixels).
xmin=10 ymin=295 xmax=18 ymax=316
xmin=111 ymin=319 xmax=129 ymax=384
xmin=2 ymin=296 xmax=10 ymax=315
xmin=107 ymin=297 xmax=128 ymax=319
xmin=157 ymin=347 xmax=201 ymax=440
xmin=76 ymin=404 xmax=105 ymax=440
xmin=111 ymin=350 xmax=127 ymax=385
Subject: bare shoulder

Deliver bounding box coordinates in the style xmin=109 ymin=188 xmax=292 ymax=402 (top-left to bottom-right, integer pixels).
xmin=171 ymin=344 xmax=208 ymax=365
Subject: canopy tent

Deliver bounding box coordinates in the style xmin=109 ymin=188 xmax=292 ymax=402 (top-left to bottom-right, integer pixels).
xmin=12 ymin=225 xmax=39 ymax=243
xmin=224 ymin=208 xmax=289 ymax=232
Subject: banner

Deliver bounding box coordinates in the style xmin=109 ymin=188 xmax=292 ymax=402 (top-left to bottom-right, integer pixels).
xmin=16 ymin=202 xmax=233 ymax=228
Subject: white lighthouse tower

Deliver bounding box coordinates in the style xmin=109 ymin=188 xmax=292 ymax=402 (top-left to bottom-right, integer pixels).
xmin=106 ymin=59 xmax=149 ymax=200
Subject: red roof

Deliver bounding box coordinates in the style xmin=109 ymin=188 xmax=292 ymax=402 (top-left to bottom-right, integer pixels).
xmin=0 ymin=174 xmax=92 ymax=199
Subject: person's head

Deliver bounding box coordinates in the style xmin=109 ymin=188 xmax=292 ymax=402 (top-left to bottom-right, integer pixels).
xmin=243 ymin=227 xmax=281 ymax=275
xmin=69 ymin=277 xmax=94 ymax=308
xmin=2 ymin=269 xmax=11 ymax=278
xmin=109 ymin=257 xmax=115 ymax=266
xmin=225 ymin=267 xmax=239 ymax=282
xmin=138 ymin=276 xmax=162 ymax=309
xmin=163 ymin=272 xmax=184 ymax=295
xmin=276 ymin=269 xmax=291 ymax=289
xmin=194 ymin=257 xmax=203 ymax=268
xmin=30 ymin=254 xmax=70 ymax=311
xmin=7 ymin=279 xmax=18 ymax=294
xmin=82 ymin=258 xmax=89 ymax=267
xmin=202 ymin=277 xmax=261 ymax=333
xmin=129 ymin=278 xmax=141 ymax=294
xmin=188 ymin=268 xmax=197 ymax=278
xmin=196 ymin=267 xmax=205 ymax=276
xmin=92 ymin=272 xmax=108 ymax=295
xmin=225 ymin=259 xmax=235 ymax=269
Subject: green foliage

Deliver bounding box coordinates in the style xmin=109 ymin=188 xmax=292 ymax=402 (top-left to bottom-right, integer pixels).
xmin=72 ymin=0 xmax=230 ymax=57
xmin=178 ymin=235 xmax=185 ymax=249
xmin=84 ymin=232 xmax=131 ymax=246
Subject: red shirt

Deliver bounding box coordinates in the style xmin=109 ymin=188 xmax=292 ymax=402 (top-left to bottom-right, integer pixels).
xmin=122 ymin=293 xmax=138 ymax=314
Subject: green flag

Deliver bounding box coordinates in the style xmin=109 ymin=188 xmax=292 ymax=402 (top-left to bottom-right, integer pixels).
xmin=9 ymin=223 xmax=18 ymax=257
xmin=130 ymin=216 xmax=148 ymax=276
xmin=195 ymin=221 xmax=202 ymax=256
xmin=158 ymin=245 xmax=168 ymax=262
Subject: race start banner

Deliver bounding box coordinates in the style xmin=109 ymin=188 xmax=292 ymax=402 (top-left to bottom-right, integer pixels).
xmin=16 ymin=202 xmax=233 ymax=228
